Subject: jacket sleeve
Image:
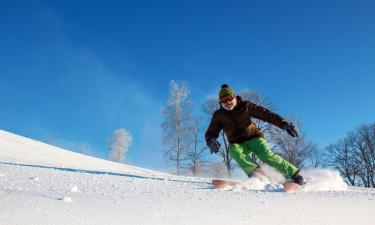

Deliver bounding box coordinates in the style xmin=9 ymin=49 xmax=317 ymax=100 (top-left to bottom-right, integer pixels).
xmin=248 ymin=102 xmax=288 ymax=130
xmin=205 ymin=112 xmax=222 ymax=144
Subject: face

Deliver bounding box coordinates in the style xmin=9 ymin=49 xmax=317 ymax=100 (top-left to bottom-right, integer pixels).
xmin=220 ymin=94 xmax=237 ymax=110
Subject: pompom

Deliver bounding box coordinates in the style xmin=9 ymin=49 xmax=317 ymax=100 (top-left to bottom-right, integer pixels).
xmin=221 ymin=84 xmax=229 ymax=89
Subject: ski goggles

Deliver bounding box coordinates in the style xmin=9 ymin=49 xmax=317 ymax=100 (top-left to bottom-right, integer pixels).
xmin=220 ymin=94 xmax=235 ymax=103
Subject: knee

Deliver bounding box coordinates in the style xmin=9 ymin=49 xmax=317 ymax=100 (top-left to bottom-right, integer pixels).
xmin=255 ymin=138 xmax=272 ymax=154
xmin=229 ymin=144 xmax=242 ymax=158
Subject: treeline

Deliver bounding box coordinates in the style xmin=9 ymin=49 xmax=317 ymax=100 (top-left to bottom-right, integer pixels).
xmin=326 ymin=122 xmax=375 ymax=188
xmin=161 ymin=80 xmax=320 ymax=178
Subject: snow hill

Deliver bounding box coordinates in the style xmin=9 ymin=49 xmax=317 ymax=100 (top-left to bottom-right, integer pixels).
xmin=0 ymin=130 xmax=374 ymax=225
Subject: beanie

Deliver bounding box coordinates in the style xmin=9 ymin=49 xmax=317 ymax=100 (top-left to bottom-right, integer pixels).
xmin=219 ymin=84 xmax=234 ymax=97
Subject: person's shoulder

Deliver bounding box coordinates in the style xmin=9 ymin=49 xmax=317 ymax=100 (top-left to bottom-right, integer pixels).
xmin=213 ymin=108 xmax=224 ymax=116
xmin=237 ymin=96 xmax=251 ymax=107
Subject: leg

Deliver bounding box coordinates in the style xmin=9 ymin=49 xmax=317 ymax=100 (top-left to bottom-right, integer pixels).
xmin=229 ymin=143 xmax=260 ymax=176
xmin=242 ymin=137 xmax=299 ymax=178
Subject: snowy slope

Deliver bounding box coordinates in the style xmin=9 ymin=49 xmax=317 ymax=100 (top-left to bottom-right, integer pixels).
xmin=0 ymin=130 xmax=374 ymax=225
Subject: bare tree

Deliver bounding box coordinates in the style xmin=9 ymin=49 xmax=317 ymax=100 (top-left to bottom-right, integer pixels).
xmin=341 ymin=123 xmax=375 ymax=187
xmin=355 ymin=123 xmax=375 ymax=187
xmin=271 ymin=119 xmax=317 ymax=169
xmin=325 ymin=122 xmax=375 ymax=187
xmin=326 ymin=138 xmax=360 ymax=186
xmin=108 ymin=128 xmax=133 ymax=163
xmin=161 ymin=80 xmax=193 ymax=175
xmin=306 ymin=149 xmax=326 ymax=168
xmin=184 ymin=118 xmax=209 ymax=176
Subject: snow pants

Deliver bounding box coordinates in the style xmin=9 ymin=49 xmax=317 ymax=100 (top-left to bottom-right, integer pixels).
xmin=229 ymin=137 xmax=299 ymax=178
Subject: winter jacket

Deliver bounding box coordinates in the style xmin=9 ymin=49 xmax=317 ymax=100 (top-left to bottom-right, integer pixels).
xmin=205 ymin=96 xmax=288 ymax=145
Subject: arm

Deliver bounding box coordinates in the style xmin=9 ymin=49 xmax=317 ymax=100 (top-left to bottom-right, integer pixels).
xmin=205 ymin=112 xmax=222 ymax=144
xmin=248 ymin=102 xmax=299 ymax=137
xmin=248 ymin=102 xmax=288 ymax=129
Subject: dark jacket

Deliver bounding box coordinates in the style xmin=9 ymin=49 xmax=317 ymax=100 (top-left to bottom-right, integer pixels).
xmin=205 ymin=96 xmax=288 ymax=144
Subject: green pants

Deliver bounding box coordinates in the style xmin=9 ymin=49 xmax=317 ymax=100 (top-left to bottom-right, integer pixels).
xmin=229 ymin=137 xmax=299 ymax=178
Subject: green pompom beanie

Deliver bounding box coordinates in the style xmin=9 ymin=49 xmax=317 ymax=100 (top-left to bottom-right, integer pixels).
xmin=219 ymin=84 xmax=234 ymax=97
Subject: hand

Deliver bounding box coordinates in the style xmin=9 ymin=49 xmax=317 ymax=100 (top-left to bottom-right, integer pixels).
xmin=284 ymin=123 xmax=299 ymax=137
xmin=207 ymin=139 xmax=221 ymax=154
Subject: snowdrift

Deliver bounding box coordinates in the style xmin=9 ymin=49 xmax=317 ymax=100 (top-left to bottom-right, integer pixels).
xmin=0 ymin=130 xmax=165 ymax=176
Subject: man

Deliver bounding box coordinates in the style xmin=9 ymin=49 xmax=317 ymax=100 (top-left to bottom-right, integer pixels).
xmin=205 ymin=84 xmax=306 ymax=185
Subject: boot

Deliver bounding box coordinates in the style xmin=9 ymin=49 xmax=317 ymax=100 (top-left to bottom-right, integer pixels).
xmin=292 ymin=173 xmax=306 ymax=185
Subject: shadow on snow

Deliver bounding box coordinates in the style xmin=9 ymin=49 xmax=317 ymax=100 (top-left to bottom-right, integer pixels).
xmin=0 ymin=161 xmax=211 ymax=185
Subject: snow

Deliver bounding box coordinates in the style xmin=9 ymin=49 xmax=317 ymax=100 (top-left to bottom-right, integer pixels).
xmin=0 ymin=130 xmax=374 ymax=225
xmin=226 ymin=168 xmax=348 ymax=192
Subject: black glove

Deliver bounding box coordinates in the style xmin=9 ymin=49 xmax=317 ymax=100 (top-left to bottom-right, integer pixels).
xmin=207 ymin=139 xmax=220 ymax=154
xmin=284 ymin=123 xmax=299 ymax=137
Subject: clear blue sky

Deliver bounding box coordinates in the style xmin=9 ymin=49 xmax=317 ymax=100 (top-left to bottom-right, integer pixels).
xmin=1 ymin=0 xmax=374 ymax=171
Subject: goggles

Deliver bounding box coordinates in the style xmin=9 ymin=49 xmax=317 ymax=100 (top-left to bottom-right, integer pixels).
xmin=220 ymin=94 xmax=235 ymax=103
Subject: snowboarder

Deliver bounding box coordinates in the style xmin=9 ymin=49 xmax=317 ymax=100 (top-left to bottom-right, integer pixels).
xmin=205 ymin=84 xmax=306 ymax=185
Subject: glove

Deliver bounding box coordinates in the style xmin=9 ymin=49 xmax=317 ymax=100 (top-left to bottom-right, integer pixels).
xmin=284 ymin=123 xmax=299 ymax=138
xmin=207 ymin=139 xmax=220 ymax=154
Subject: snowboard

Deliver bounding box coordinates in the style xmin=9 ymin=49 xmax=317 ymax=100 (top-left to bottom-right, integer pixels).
xmin=211 ymin=179 xmax=239 ymax=189
xmin=211 ymin=179 xmax=302 ymax=192
xmin=283 ymin=182 xmax=302 ymax=192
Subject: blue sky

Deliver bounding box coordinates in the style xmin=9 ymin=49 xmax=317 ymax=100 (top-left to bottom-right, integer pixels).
xmin=1 ymin=0 xmax=375 ymax=171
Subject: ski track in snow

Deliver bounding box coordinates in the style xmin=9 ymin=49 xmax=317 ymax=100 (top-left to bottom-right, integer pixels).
xmin=0 ymin=130 xmax=374 ymax=225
